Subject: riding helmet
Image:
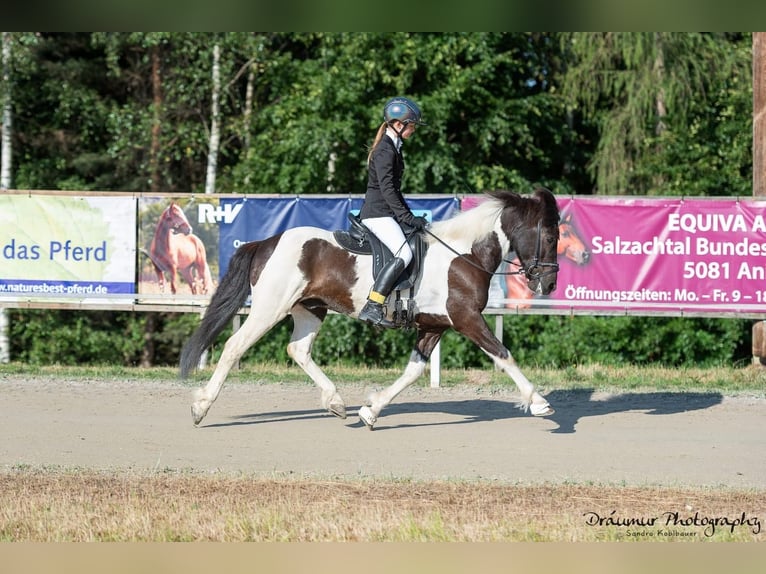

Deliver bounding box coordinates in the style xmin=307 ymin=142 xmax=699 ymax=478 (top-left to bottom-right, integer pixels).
xmin=383 ymin=97 xmax=426 ymax=126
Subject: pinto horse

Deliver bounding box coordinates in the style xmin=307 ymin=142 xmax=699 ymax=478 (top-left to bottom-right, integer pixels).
xmin=504 ymin=213 xmax=589 ymax=308
xmin=148 ymin=203 xmax=213 ymax=295
xmin=180 ymin=188 xmax=560 ymax=429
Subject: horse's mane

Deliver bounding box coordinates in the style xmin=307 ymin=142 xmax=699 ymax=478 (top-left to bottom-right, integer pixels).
xmin=427 ymin=193 xmax=505 ymax=245
xmin=428 ymin=188 xmax=556 ymax=245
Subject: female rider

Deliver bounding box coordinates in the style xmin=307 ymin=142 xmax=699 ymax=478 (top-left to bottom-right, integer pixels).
xmin=357 ymin=96 xmax=428 ymax=327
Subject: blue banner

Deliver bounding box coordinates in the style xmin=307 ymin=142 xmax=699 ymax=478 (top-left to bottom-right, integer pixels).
xmin=218 ymin=196 xmax=459 ymax=277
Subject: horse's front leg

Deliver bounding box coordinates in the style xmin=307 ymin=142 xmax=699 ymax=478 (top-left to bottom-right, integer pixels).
xmin=169 ymin=266 xmax=179 ymax=294
xmin=153 ymin=264 xmax=166 ymax=293
xmin=358 ymin=330 xmax=442 ymax=430
xmin=455 ymin=311 xmax=553 ymax=416
xmin=287 ymin=304 xmax=346 ymax=419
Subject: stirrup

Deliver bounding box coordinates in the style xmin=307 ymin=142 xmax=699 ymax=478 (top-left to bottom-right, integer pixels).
xmin=359 ymin=301 xmax=394 ymax=328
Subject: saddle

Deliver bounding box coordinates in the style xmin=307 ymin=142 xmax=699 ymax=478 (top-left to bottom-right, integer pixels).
xmin=333 ymin=213 xmax=428 ymax=327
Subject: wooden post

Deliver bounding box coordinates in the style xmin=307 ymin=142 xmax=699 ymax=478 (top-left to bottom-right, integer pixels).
xmin=753 ymin=33 xmax=766 ymax=364
xmin=755 ymin=33 xmax=766 ymax=197
xmin=494 ymin=315 xmax=503 ymax=370
xmin=233 ymin=313 xmax=241 ymax=370
xmin=753 ymin=321 xmax=766 ymax=365
xmin=429 ymin=340 xmax=441 ymax=388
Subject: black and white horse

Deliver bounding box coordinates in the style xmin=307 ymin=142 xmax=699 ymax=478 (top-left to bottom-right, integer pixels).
xmin=181 ymin=188 xmax=560 ymax=429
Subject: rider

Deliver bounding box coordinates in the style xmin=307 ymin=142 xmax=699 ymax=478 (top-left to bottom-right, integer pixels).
xmin=357 ymin=96 xmax=429 ymax=327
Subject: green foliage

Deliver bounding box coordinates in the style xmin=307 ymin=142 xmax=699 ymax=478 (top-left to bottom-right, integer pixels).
xmin=9 ymin=310 xmax=146 ymax=365
xmin=500 ymin=315 xmax=750 ymax=368
xmin=560 ymin=32 xmax=751 ymax=195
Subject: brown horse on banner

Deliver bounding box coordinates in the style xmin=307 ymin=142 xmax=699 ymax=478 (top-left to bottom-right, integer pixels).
xmin=148 ymin=203 xmax=213 ymax=295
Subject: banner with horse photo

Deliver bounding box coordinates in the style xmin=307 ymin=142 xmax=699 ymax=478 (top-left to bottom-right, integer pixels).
xmin=0 ymin=193 xmax=137 ymax=302
xmin=484 ymin=195 xmax=766 ymax=316
xmin=137 ymin=197 xmax=219 ymax=301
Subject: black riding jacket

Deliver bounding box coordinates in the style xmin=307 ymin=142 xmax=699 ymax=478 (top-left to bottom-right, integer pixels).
xmin=359 ymin=135 xmax=419 ymax=227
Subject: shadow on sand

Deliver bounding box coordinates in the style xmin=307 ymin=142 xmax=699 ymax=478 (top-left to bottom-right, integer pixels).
xmin=203 ymin=388 xmax=723 ymax=434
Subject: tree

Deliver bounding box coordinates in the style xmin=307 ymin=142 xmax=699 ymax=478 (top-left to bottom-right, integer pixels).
xmin=229 ymin=33 xmax=587 ymax=196
xmin=1 ymin=32 xmax=11 ymax=363
xmin=560 ymin=32 xmax=748 ymax=195
xmin=755 ymin=33 xmax=766 ymax=197
xmin=204 ymin=43 xmax=221 ymax=195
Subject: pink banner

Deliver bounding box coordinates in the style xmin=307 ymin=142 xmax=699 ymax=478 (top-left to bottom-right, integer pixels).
xmin=472 ymin=196 xmax=766 ymax=316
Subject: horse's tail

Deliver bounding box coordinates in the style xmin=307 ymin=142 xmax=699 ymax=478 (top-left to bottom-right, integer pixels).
xmin=179 ymin=242 xmax=256 ymax=378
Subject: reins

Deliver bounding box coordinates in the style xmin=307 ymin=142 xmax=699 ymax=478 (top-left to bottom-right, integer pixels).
xmin=419 ymin=220 xmax=560 ymax=281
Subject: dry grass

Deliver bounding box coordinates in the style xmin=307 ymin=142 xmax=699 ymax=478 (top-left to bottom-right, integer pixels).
xmin=1 ymin=468 xmax=763 ymax=542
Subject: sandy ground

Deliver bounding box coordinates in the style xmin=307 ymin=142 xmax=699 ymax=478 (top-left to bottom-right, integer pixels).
xmin=1 ymin=376 xmax=764 ymax=488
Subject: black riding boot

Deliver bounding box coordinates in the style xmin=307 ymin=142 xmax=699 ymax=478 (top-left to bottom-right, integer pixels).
xmin=358 ymin=257 xmax=406 ymax=327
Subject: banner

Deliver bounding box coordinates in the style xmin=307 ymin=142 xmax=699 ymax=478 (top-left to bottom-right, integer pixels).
xmin=137 ymin=197 xmax=219 ymax=298
xmin=216 ymin=196 xmax=460 ymax=277
xmin=0 ymin=194 xmax=136 ymax=299
xmin=5 ymin=192 xmax=766 ymax=317
xmin=488 ymin=196 xmax=766 ymax=315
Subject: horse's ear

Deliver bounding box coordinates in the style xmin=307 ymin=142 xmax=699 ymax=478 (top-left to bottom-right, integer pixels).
xmin=533 ymin=187 xmax=555 ymax=205
xmin=562 ymin=212 xmax=572 ymax=224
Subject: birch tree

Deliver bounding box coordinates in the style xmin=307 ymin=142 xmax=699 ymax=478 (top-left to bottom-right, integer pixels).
xmin=1 ymin=32 xmax=11 ymax=190
xmin=0 ymin=32 xmax=11 ymax=362
xmin=204 ymin=43 xmax=221 ymax=195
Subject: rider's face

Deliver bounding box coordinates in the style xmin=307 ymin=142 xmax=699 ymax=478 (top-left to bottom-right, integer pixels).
xmin=399 ymin=122 xmax=417 ymax=140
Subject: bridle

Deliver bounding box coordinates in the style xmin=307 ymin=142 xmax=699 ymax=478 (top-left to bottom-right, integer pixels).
xmin=506 ymin=220 xmax=560 ymax=281
xmin=422 ymin=219 xmax=559 ymax=281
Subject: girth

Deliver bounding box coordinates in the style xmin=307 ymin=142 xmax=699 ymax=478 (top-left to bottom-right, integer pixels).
xmin=333 ymin=213 xmax=427 ymax=292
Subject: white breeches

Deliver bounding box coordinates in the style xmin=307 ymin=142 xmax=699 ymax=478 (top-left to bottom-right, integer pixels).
xmin=362 ymin=216 xmax=413 ymax=267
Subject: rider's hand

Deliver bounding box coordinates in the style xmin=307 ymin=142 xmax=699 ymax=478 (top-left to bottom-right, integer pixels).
xmin=412 ymin=216 xmax=429 ymax=230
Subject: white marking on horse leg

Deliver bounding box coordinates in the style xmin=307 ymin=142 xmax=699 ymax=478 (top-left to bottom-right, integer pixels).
xmin=191 ymin=309 xmax=281 ymax=426
xmin=360 ymin=350 xmax=427 ymax=429
xmin=488 ymin=352 xmax=554 ymax=416
xmin=287 ymin=305 xmax=346 ymax=419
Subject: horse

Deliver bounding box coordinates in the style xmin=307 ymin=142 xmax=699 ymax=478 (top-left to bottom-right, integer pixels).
xmin=504 ymin=212 xmax=590 ymax=308
xmin=180 ymin=187 xmax=561 ymax=430
xmin=148 ymin=203 xmax=213 ymax=295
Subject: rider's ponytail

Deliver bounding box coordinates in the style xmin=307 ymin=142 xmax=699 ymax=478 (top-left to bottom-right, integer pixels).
xmin=366 ymin=122 xmax=388 ymax=166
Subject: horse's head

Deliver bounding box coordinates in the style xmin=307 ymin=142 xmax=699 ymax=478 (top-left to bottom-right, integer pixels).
xmin=559 ymin=213 xmax=590 ymax=265
xmin=162 ymin=203 xmax=193 ymax=235
xmin=498 ymin=187 xmax=560 ymax=296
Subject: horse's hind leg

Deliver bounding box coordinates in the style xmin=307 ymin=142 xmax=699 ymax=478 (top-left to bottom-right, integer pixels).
xmin=358 ymin=349 xmax=428 ymax=429
xmin=179 ymin=266 xmax=197 ymax=294
xmin=287 ymin=304 xmax=346 ymax=419
xmin=358 ymin=330 xmax=442 ymax=429
xmin=191 ymin=309 xmax=284 ymax=426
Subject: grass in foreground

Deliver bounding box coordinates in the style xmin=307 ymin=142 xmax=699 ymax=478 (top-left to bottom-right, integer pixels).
xmin=1 ymin=467 xmax=763 ymax=542
xmin=2 ymin=361 xmax=765 ymax=395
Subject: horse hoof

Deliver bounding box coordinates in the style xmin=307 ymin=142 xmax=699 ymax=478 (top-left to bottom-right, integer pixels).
xmin=329 ymin=402 xmax=347 ymax=419
xmin=191 ymin=403 xmax=208 ymax=427
xmin=358 ymin=405 xmax=377 ymax=430
xmin=530 ymin=403 xmax=555 ymax=417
